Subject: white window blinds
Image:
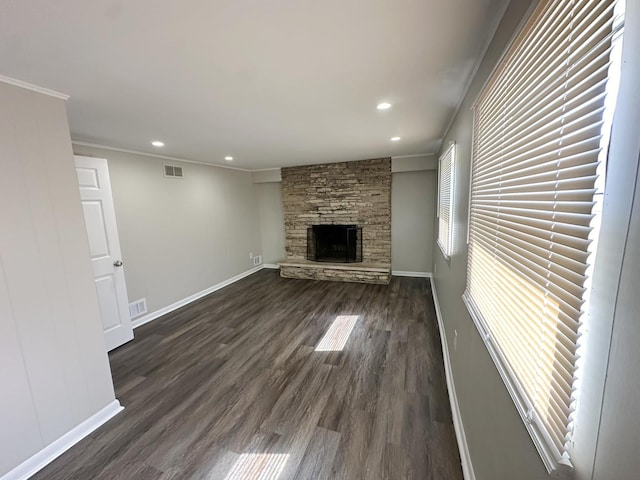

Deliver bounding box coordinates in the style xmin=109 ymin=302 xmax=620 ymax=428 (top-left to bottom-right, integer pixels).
xmin=463 ymin=0 xmax=624 ymax=472
xmin=438 ymin=143 xmax=455 ymax=258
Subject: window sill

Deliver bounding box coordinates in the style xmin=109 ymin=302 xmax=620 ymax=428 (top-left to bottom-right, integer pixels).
xmin=461 ymin=291 xmax=573 ymax=479
xmin=436 ymin=239 xmax=451 ymax=261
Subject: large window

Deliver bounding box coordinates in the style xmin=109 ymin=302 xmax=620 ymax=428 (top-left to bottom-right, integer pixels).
xmin=463 ymin=0 xmax=624 ymax=473
xmin=437 ymin=142 xmax=455 ymax=258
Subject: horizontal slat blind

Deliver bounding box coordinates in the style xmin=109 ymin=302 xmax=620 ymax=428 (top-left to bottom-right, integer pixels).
xmin=438 ymin=143 xmax=455 ymax=257
xmin=464 ymin=0 xmax=624 ymax=469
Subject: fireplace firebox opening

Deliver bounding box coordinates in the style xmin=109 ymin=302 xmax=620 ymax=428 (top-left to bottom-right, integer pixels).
xmin=307 ymin=224 xmax=363 ymax=263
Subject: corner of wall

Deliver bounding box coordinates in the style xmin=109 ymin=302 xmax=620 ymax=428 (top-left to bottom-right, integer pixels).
xmin=430 ymin=277 xmax=476 ymax=480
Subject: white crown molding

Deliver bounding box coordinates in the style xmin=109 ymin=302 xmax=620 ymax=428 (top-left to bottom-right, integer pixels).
xmin=251 ymin=167 xmax=282 ymax=172
xmin=0 ymin=75 xmax=69 ymax=101
xmin=71 ymin=141 xmax=252 ymax=172
xmin=437 ymin=0 xmax=511 ymax=154
xmin=71 ymin=144 xmax=439 ymax=173
xmin=391 ymin=152 xmax=435 ymax=159
xmin=0 ymin=400 xmax=123 ymax=480
xmin=431 ymin=277 xmax=476 ymax=480
xmin=131 ymin=265 xmax=264 ymax=329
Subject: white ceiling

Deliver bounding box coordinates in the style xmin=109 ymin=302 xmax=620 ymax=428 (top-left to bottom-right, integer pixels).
xmin=0 ymin=0 xmax=507 ymax=170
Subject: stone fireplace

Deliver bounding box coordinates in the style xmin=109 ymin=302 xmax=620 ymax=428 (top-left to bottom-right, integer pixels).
xmin=279 ymin=158 xmax=391 ymax=284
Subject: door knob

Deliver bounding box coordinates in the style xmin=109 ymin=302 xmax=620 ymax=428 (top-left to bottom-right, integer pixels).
xmin=113 ymin=260 xmax=123 ymax=267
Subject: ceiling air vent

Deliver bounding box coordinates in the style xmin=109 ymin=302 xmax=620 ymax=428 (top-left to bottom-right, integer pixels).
xmin=164 ymin=164 xmax=184 ymax=178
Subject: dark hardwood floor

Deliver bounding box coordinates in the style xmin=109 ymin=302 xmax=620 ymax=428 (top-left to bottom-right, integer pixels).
xmin=32 ymin=270 xmax=463 ymax=480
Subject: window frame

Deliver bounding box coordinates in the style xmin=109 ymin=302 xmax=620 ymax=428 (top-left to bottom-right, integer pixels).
xmin=461 ymin=0 xmax=625 ymax=475
xmin=437 ymin=142 xmax=456 ymax=259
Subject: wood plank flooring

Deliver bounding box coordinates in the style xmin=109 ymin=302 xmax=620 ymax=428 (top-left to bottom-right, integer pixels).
xmin=32 ymin=270 xmax=463 ymax=480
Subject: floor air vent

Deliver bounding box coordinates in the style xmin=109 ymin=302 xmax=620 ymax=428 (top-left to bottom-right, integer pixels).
xmin=129 ymin=298 xmax=147 ymax=319
xmin=164 ymin=164 xmax=184 ymax=178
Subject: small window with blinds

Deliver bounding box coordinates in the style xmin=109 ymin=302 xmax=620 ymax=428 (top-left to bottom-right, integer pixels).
xmin=437 ymin=143 xmax=455 ymax=258
xmin=463 ymin=0 xmax=624 ymax=473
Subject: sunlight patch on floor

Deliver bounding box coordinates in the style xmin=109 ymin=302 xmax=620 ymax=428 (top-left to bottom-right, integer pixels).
xmin=223 ymin=453 xmax=289 ymax=480
xmin=315 ymin=315 xmax=359 ymax=352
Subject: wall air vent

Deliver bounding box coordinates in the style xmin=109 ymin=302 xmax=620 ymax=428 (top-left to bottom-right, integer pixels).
xmin=128 ymin=298 xmax=147 ymax=319
xmin=164 ymin=164 xmax=184 ymax=178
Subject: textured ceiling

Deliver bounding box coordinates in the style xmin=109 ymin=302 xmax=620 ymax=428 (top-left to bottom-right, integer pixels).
xmin=0 ymin=0 xmax=508 ymax=169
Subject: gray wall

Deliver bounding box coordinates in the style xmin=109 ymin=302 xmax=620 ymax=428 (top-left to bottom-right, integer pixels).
xmin=255 ymin=182 xmax=286 ymax=265
xmin=432 ymin=0 xmax=640 ymax=479
xmin=252 ymin=167 xmax=436 ymax=273
xmin=392 ymin=171 xmax=436 ymax=273
xmin=0 ymin=83 xmax=116 ymax=476
xmin=72 ymin=145 xmax=263 ymax=316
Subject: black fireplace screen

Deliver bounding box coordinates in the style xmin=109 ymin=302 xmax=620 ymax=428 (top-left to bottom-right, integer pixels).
xmin=307 ymin=224 xmax=363 ymax=263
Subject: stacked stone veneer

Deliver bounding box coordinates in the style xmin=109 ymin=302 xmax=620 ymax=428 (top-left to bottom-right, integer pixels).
xmin=280 ymin=158 xmax=391 ymax=283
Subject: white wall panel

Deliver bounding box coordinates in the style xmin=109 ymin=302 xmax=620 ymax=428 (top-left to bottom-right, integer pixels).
xmin=0 ymin=82 xmax=116 ymax=476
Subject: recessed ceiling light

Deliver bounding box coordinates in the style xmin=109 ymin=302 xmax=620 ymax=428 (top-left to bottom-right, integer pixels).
xmin=151 ymin=140 xmax=164 ymax=147
xmin=391 ymin=136 xmax=401 ymax=142
xmin=377 ymin=102 xmax=392 ymax=110
xmin=225 ymin=156 xmax=233 ymax=161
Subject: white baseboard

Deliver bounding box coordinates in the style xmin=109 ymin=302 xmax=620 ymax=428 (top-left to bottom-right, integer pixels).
xmin=262 ymin=263 xmax=280 ymax=269
xmin=1 ymin=400 xmax=123 ymax=480
xmin=430 ymin=278 xmax=476 ymax=480
xmin=131 ymin=265 xmax=264 ymax=329
xmin=391 ymin=270 xmax=432 ymax=278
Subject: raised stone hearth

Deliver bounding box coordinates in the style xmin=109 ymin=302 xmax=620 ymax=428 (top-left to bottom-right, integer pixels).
xmin=279 ymin=259 xmax=391 ymax=284
xmin=280 ymin=158 xmax=391 ymax=284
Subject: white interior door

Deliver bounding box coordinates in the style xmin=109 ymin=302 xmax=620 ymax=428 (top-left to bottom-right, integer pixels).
xmin=75 ymin=155 xmax=133 ymax=351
